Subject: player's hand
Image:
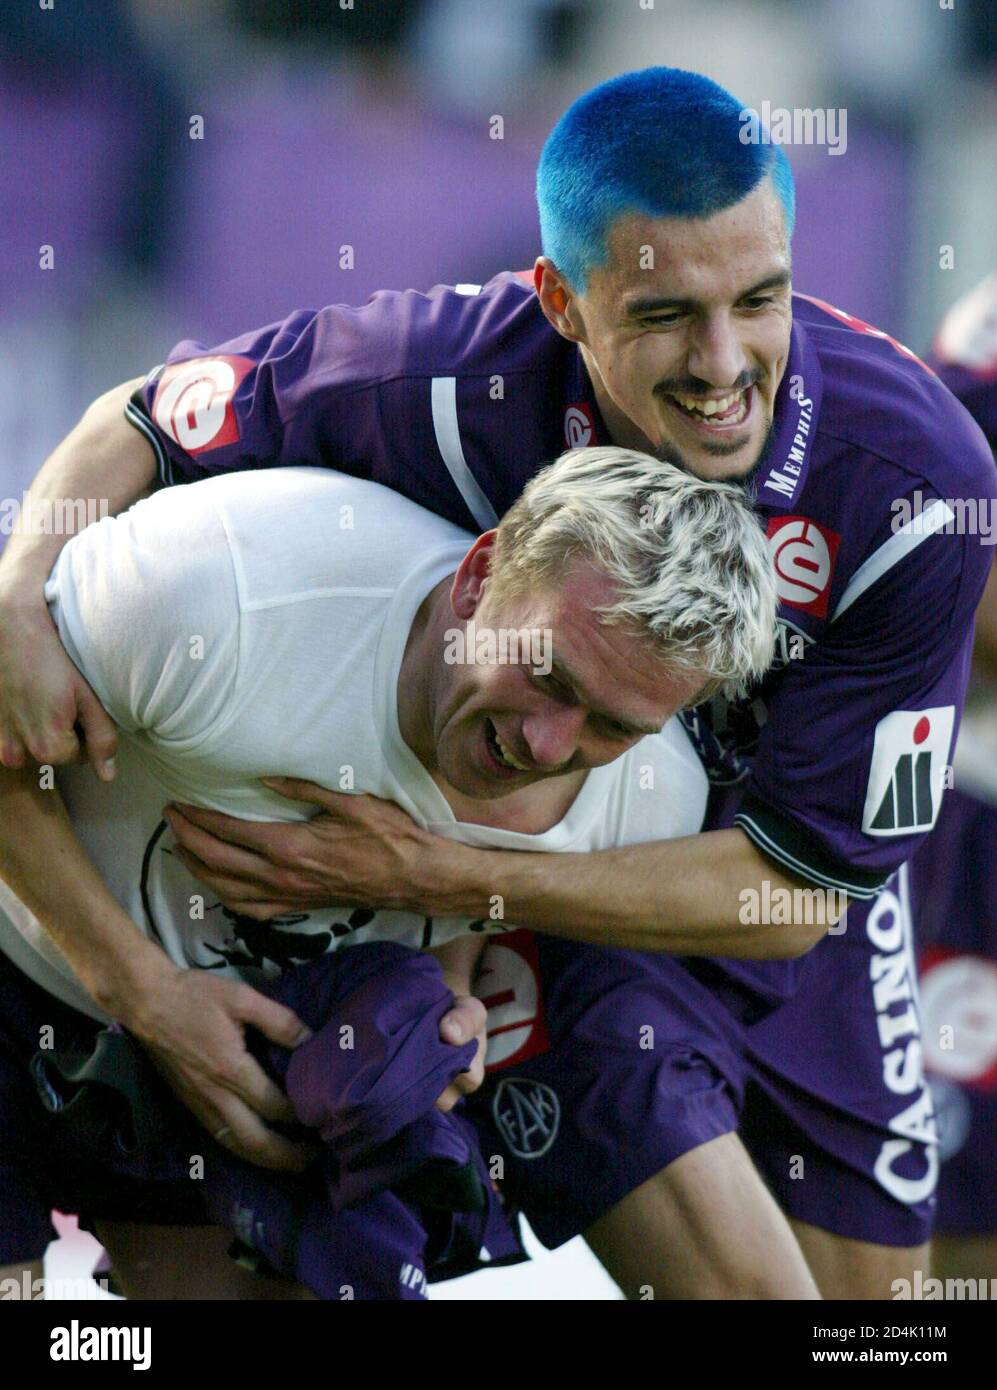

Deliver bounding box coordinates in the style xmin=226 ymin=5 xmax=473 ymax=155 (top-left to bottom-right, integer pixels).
xmin=163 ymin=778 xmax=467 ymax=919
xmin=0 ymin=593 xmax=118 ymax=779
xmin=435 ymin=994 xmax=487 ymax=1112
xmin=122 ymin=961 xmax=320 ymax=1171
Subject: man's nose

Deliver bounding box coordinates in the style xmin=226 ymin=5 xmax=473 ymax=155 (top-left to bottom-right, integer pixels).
xmin=521 ymin=706 xmax=588 ymax=769
xmin=686 ymin=313 xmax=747 ymax=388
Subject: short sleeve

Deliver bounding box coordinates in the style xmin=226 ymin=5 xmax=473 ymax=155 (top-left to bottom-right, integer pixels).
xmin=736 ymin=486 xmax=995 ymax=898
xmin=125 ymin=309 xmax=352 ymax=488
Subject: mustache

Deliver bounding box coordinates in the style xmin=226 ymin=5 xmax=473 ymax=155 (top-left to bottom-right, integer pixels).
xmin=655 ymin=370 xmax=762 ymax=397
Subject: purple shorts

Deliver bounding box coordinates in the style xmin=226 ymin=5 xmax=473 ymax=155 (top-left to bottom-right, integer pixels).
xmin=0 ymin=946 xmax=210 ymax=1264
xmin=2 ymin=863 xmax=939 ymax=1267
xmin=911 ymin=786 xmax=997 ymax=1237
xmin=474 ymin=864 xmax=937 ymax=1250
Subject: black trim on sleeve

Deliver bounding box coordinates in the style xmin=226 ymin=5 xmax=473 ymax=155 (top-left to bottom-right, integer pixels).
xmin=123 ymin=368 xmax=171 ymax=487
xmin=733 ymin=794 xmax=890 ymax=901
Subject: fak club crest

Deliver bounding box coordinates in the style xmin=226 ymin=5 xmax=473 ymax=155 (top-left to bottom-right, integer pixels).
xmin=492 ymin=1078 xmax=560 ymax=1160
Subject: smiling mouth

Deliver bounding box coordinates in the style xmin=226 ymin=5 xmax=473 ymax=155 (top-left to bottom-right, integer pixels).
xmin=485 ymin=718 xmax=533 ymax=773
xmin=665 ymin=384 xmax=754 ymax=428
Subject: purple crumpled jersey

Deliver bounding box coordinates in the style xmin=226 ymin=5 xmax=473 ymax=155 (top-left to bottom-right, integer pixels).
xmin=33 ymin=940 xmax=525 ymax=1297
xmin=252 ymin=942 xmax=479 ymax=1210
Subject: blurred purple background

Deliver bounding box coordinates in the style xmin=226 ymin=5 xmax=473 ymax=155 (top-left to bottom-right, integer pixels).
xmin=1 ymin=0 xmax=994 ymax=494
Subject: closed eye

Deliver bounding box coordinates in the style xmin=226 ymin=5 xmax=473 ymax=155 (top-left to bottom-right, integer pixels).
xmin=529 ymin=669 xmax=574 ymax=702
xmin=599 ymin=717 xmax=636 ymax=740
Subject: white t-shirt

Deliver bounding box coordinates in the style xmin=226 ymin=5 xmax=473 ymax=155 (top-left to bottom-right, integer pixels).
xmin=0 ymin=468 xmax=707 ymax=1021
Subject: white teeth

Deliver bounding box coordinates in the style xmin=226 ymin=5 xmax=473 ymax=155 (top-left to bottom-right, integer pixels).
xmin=670 ymin=391 xmax=750 ymax=424
xmin=493 ymin=728 xmax=530 ymax=771
xmin=672 ymin=390 xmax=744 ymax=418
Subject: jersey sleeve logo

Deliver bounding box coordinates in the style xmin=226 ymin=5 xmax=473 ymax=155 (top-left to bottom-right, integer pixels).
xmin=152 ymin=355 xmax=255 ymax=455
xmin=766 ymin=515 xmax=841 ymax=617
xmin=862 ymin=707 xmax=955 ymax=837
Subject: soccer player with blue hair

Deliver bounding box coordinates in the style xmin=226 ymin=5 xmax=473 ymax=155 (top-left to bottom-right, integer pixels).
xmin=534 ymin=66 xmax=796 ymax=486
xmin=0 ymin=66 xmax=995 ymax=1300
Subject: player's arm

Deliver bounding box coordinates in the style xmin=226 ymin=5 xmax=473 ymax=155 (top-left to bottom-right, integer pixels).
xmin=2 ymin=509 xmax=321 ymax=1170
xmin=422 ymin=826 xmax=831 ymax=957
xmin=0 ymin=761 xmax=313 ymax=1170
xmin=459 ymin=823 xmax=827 ymax=958
xmin=164 ymin=452 xmax=997 ymax=958
xmin=0 ymin=377 xmax=153 ymax=775
xmin=0 ymin=305 xmax=474 ymax=775
xmin=166 ymin=786 xmax=835 ymax=959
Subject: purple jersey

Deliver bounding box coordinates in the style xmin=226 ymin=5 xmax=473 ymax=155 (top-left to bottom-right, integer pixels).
xmin=126 ymin=273 xmax=997 ymax=916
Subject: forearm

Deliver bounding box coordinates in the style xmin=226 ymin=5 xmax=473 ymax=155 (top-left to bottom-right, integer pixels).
xmin=0 ymin=766 xmax=172 ymax=1016
xmin=0 ymin=377 xmax=153 ymax=601
xmin=419 ymin=828 xmax=840 ymax=958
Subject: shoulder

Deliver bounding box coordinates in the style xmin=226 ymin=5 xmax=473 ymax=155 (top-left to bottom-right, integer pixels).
xmin=797 ymin=293 xmax=996 ymax=499
xmin=53 ymin=484 xmax=235 ymax=610
xmin=299 ymin=270 xmax=552 ymax=387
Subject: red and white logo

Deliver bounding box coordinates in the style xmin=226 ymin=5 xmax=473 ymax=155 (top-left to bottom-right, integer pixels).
xmin=564 ymin=403 xmax=595 ymax=449
xmin=862 ymin=707 xmax=955 ymax=837
xmin=478 ymin=930 xmax=550 ymax=1072
xmin=766 ymin=515 xmax=841 ymax=617
xmin=152 ymin=355 xmax=254 ymax=455
xmin=920 ymin=949 xmax=997 ymax=1089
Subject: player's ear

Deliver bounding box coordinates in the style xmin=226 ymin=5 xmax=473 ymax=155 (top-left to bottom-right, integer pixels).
xmin=450 ymin=532 xmax=497 ymax=618
xmin=535 ymin=258 xmax=587 ymax=345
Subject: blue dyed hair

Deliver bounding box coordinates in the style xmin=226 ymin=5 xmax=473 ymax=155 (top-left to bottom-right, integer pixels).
xmin=537 ymin=67 xmax=795 ymax=294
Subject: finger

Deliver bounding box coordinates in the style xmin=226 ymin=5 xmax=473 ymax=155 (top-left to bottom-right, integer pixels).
xmin=452 ymin=1052 xmax=486 ymax=1095
xmin=165 ymin=806 xmax=273 ymax=875
xmin=144 ymin=1050 xmax=314 ymax=1169
xmin=75 ymin=683 xmax=118 ymax=781
xmin=439 ymin=995 xmax=487 ymax=1047
xmin=0 ymin=738 xmax=27 ymax=769
xmin=221 ymin=901 xmax=304 ymax=920
xmin=27 ymin=723 xmax=80 ymax=768
xmin=434 ymin=1085 xmax=460 ymax=1114
xmin=225 ymin=1050 xmax=300 ymax=1127
xmin=207 ymin=1095 xmax=320 ymax=1172
xmin=230 ymin=982 xmax=313 ymax=1050
xmin=171 ymin=844 xmax=273 ymax=903
xmin=260 ymin=776 xmax=335 ymax=806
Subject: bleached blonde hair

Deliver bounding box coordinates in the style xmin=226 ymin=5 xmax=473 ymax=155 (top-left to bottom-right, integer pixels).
xmin=489 ymin=446 xmax=777 ymax=702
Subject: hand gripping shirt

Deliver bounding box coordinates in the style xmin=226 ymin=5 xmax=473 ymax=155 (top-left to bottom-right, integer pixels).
xmin=126 ymin=273 xmax=997 ymax=900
